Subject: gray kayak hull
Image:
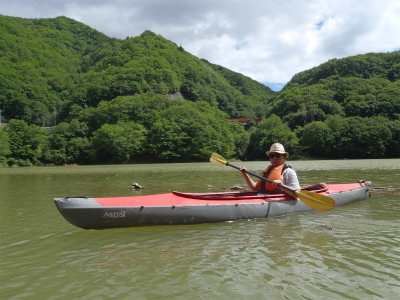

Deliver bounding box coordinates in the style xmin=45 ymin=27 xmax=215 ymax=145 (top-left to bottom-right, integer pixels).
xmin=54 ymin=181 xmax=371 ymax=229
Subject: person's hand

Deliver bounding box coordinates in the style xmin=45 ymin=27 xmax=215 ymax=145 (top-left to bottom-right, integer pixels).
xmin=240 ymin=167 xmax=247 ymax=173
xmin=272 ymin=180 xmax=282 ymax=186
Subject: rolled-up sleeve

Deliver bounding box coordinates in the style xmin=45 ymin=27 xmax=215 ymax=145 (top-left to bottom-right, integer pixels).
xmin=282 ymin=168 xmax=301 ymax=190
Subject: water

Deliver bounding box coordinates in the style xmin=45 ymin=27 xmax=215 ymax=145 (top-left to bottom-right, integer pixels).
xmin=1 ymin=159 xmax=399 ymax=299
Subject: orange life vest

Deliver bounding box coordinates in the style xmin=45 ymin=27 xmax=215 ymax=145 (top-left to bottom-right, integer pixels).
xmin=256 ymin=165 xmax=286 ymax=192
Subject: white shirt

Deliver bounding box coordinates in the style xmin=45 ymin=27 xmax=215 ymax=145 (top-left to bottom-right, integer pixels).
xmin=282 ymin=168 xmax=301 ymax=190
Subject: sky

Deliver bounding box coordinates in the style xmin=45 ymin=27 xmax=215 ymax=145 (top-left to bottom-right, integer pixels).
xmin=1 ymin=0 xmax=400 ymax=91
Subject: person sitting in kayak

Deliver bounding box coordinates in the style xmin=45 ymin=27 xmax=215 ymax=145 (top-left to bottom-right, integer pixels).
xmin=240 ymin=143 xmax=300 ymax=194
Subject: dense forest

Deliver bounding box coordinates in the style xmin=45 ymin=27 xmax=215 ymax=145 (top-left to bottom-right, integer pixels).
xmin=0 ymin=15 xmax=399 ymax=166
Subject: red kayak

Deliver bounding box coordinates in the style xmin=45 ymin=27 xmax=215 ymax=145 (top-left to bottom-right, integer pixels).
xmin=54 ymin=181 xmax=371 ymax=229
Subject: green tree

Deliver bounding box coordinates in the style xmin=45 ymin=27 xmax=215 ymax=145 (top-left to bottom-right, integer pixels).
xmin=249 ymin=115 xmax=299 ymax=159
xmin=91 ymin=122 xmax=147 ymax=163
xmin=147 ymin=100 xmax=238 ymax=161
xmin=66 ymin=137 xmax=91 ymax=164
xmin=0 ymin=127 xmax=11 ymax=164
xmin=228 ymin=121 xmax=250 ymax=159
xmin=350 ymin=117 xmax=392 ymax=158
xmin=301 ymin=121 xmax=334 ymax=157
xmin=5 ymin=119 xmax=48 ymax=164
xmin=386 ymin=119 xmax=400 ymax=157
xmin=324 ymin=116 xmax=395 ymax=158
xmin=324 ymin=115 xmax=352 ymax=157
xmin=43 ymin=120 xmax=89 ymax=164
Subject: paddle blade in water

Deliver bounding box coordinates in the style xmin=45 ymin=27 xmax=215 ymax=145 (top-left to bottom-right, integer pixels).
xmin=295 ymin=190 xmax=335 ymax=212
xmin=210 ymin=153 xmax=228 ymax=167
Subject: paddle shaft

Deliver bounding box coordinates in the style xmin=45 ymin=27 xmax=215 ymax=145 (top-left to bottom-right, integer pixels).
xmin=225 ymin=162 xmax=297 ymax=193
xmin=210 ymin=153 xmax=335 ymax=211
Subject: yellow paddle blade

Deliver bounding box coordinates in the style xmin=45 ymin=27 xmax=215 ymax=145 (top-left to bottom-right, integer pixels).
xmin=210 ymin=153 xmax=228 ymax=167
xmin=295 ymin=190 xmax=335 ymax=212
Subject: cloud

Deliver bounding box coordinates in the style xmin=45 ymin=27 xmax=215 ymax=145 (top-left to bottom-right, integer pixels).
xmin=1 ymin=0 xmax=400 ymax=90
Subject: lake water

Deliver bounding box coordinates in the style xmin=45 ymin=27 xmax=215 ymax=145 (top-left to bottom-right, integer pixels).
xmin=1 ymin=159 xmax=399 ymax=299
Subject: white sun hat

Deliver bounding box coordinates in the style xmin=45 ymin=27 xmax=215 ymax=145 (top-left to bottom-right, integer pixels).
xmin=266 ymin=143 xmax=289 ymax=157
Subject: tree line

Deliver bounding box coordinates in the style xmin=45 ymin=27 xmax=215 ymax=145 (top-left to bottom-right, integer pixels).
xmin=1 ymin=92 xmax=399 ymax=166
xmin=0 ymin=94 xmax=250 ymax=165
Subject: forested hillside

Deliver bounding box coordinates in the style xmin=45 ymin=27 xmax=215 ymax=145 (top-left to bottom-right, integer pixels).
xmin=263 ymin=52 xmax=400 ymax=159
xmin=0 ymin=15 xmax=274 ymax=125
xmin=0 ymin=15 xmax=399 ymax=166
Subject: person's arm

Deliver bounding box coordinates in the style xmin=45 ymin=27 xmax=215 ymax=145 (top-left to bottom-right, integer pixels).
xmin=240 ymin=167 xmax=258 ymax=191
xmin=282 ymin=168 xmax=301 ymax=190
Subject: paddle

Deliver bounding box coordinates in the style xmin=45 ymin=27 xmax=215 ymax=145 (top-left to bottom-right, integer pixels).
xmin=210 ymin=153 xmax=335 ymax=212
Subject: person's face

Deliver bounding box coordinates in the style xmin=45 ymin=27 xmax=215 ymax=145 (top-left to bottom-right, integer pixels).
xmin=269 ymin=152 xmax=286 ymax=167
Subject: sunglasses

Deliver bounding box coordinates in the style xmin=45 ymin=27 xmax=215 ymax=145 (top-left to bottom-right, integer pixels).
xmin=269 ymin=153 xmax=283 ymax=159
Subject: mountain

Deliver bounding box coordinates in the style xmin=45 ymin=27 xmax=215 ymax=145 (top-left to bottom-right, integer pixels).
xmin=288 ymin=52 xmax=400 ymax=86
xmin=0 ymin=15 xmax=275 ymax=126
xmin=269 ymin=51 xmax=400 ymax=129
xmin=0 ymin=15 xmax=399 ymax=165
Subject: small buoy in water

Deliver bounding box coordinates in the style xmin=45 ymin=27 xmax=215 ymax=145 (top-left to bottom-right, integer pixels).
xmin=131 ymin=182 xmax=143 ymax=189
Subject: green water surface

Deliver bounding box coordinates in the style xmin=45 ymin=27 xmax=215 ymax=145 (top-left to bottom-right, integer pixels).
xmin=1 ymin=159 xmax=399 ymax=299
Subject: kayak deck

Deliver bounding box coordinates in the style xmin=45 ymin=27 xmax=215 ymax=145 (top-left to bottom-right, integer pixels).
xmin=92 ymin=182 xmax=329 ymax=206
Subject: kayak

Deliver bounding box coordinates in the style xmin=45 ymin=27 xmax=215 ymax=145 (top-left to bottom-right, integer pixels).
xmin=54 ymin=181 xmax=371 ymax=229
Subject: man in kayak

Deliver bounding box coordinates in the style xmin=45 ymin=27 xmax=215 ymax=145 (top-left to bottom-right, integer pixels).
xmin=240 ymin=143 xmax=301 ymax=194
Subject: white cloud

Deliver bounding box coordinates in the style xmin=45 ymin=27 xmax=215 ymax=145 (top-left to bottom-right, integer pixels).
xmin=1 ymin=0 xmax=399 ymax=90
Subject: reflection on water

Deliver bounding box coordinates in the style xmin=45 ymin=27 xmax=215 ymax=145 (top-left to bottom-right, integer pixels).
xmin=0 ymin=160 xmax=399 ymax=299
